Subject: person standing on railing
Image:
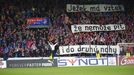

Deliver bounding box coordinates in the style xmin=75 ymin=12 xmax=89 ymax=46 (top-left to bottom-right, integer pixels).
xmin=3 ymin=45 xmax=9 ymax=60
xmin=48 ymin=41 xmax=58 ymax=62
xmin=96 ymin=50 xmax=101 ymax=59
xmin=126 ymin=46 xmax=132 ymax=58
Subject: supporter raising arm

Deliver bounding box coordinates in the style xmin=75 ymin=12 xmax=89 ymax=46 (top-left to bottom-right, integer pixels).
xmin=48 ymin=41 xmax=58 ymax=62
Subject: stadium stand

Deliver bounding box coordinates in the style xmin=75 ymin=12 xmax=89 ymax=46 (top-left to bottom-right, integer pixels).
xmin=0 ymin=0 xmax=134 ymax=58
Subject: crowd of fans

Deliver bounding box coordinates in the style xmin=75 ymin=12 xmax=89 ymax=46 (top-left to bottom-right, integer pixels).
xmin=62 ymin=12 xmax=134 ymax=45
xmin=0 ymin=1 xmax=134 ymax=58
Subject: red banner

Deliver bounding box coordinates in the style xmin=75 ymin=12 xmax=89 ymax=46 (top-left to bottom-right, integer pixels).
xmin=119 ymin=56 xmax=134 ymax=65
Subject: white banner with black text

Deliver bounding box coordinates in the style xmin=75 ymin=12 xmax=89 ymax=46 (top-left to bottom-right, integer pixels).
xmin=67 ymin=4 xmax=124 ymax=12
xmin=58 ymin=57 xmax=117 ymax=67
xmin=71 ymin=24 xmax=125 ymax=33
xmin=0 ymin=61 xmax=7 ymax=68
xmin=59 ymin=45 xmax=118 ymax=55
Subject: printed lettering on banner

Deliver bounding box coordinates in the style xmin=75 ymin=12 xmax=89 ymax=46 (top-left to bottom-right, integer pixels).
xmin=0 ymin=61 xmax=6 ymax=68
xmin=59 ymin=45 xmax=117 ymax=55
xmin=120 ymin=56 xmax=134 ymax=65
xmin=67 ymin=4 xmax=124 ymax=12
xmin=71 ymin=24 xmax=125 ymax=33
xmin=58 ymin=57 xmax=108 ymax=67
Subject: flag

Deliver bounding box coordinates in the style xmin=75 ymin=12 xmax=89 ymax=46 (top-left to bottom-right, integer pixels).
xmin=26 ymin=17 xmax=51 ymax=28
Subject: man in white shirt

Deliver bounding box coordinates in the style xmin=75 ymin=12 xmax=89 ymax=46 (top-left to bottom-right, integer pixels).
xmin=48 ymin=41 xmax=58 ymax=62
